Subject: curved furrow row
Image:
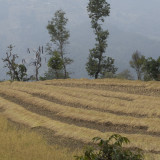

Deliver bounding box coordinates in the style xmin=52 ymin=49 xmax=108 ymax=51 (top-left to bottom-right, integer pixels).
xmin=9 ymin=81 xmax=160 ymax=106
xmin=12 ymin=81 xmax=160 ymax=101
xmin=1 ymin=96 xmax=160 ymax=154
xmin=0 ymin=86 xmax=160 ymax=135
xmin=4 ymin=83 xmax=160 ymax=118
xmin=37 ymin=79 xmax=160 ymax=96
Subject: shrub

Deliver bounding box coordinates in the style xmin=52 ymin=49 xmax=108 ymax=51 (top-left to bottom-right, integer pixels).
xmin=75 ymin=134 xmax=144 ymax=160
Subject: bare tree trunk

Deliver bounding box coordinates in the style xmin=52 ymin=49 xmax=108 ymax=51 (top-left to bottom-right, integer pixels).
xmin=60 ymin=44 xmax=67 ymax=79
xmin=36 ymin=68 xmax=38 ymax=81
xmin=137 ymin=69 xmax=141 ymax=80
xmin=55 ymin=70 xmax=59 ymax=79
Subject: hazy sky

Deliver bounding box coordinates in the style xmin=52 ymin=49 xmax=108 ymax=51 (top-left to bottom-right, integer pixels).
xmin=1 ymin=0 xmax=160 ymax=41
xmin=108 ymin=0 xmax=160 ymax=41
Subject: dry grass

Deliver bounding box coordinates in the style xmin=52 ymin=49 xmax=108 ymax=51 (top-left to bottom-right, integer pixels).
xmin=0 ymin=114 xmax=77 ymax=160
xmin=0 ymin=79 xmax=160 ymax=159
xmin=4 ymin=82 xmax=160 ymax=117
xmin=0 ymin=91 xmax=160 ymax=153
xmin=1 ymin=86 xmax=160 ymax=134
xmin=37 ymin=78 xmax=160 ymax=90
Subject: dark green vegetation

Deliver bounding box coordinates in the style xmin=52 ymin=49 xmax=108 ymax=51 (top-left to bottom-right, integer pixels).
xmin=75 ymin=134 xmax=144 ymax=160
xmin=130 ymin=51 xmax=160 ymax=81
xmin=47 ymin=51 xmax=64 ymax=79
xmin=143 ymin=57 xmax=160 ymax=81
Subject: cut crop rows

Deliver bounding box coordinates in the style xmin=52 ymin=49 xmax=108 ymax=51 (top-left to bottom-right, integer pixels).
xmin=0 ymin=79 xmax=160 ymax=158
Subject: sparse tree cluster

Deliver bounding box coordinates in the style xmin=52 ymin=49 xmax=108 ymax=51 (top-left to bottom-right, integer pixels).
xmin=2 ymin=0 xmax=159 ymax=82
xmin=1 ymin=0 xmax=117 ymax=81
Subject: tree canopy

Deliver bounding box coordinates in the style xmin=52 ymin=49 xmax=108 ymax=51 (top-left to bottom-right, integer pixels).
xmin=47 ymin=9 xmax=73 ymax=79
xmin=86 ymin=0 xmax=116 ymax=79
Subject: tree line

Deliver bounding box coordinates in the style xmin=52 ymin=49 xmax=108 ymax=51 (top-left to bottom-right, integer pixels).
xmin=2 ymin=0 xmax=160 ymax=81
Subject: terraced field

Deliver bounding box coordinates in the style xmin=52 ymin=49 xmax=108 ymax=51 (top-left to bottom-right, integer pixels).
xmin=0 ymin=79 xmax=160 ymax=159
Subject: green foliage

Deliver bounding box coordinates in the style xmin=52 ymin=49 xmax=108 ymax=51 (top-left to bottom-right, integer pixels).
xmin=48 ymin=51 xmax=63 ymax=70
xmin=46 ymin=9 xmax=73 ymax=78
xmin=130 ymin=51 xmax=160 ymax=81
xmin=101 ymin=57 xmax=118 ymax=78
xmin=143 ymin=57 xmax=160 ymax=81
xmin=116 ymin=69 xmax=134 ymax=80
xmin=101 ymin=72 xmax=115 ymax=79
xmin=17 ymin=64 xmax=27 ymax=81
xmin=87 ymin=0 xmax=110 ymax=23
xmin=129 ymin=51 xmax=145 ymax=80
xmin=86 ymin=0 xmax=116 ymax=79
xmin=47 ymin=10 xmax=70 ymax=45
xmin=86 ymin=55 xmax=117 ymax=78
xmin=75 ymin=134 xmax=144 ymax=160
xmin=48 ymin=51 xmax=63 ymax=79
xmin=39 ymin=68 xmax=66 ymax=81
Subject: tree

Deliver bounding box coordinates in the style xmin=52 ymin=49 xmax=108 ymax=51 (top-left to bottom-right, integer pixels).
xmin=29 ymin=46 xmax=43 ymax=81
xmin=47 ymin=51 xmax=63 ymax=79
xmin=46 ymin=10 xmax=73 ymax=79
xmin=86 ymin=0 xmax=114 ymax=79
xmin=143 ymin=57 xmax=160 ymax=81
xmin=75 ymin=134 xmax=144 ymax=160
xmin=2 ymin=45 xmax=27 ymax=81
xmin=2 ymin=45 xmax=19 ymax=81
xmin=129 ymin=51 xmax=145 ymax=80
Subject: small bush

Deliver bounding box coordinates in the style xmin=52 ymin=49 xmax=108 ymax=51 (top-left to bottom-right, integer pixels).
xmin=75 ymin=134 xmax=144 ymax=160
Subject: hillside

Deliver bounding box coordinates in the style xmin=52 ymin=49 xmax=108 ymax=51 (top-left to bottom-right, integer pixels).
xmin=0 ymin=79 xmax=160 ymax=159
xmin=0 ymin=114 xmax=76 ymax=160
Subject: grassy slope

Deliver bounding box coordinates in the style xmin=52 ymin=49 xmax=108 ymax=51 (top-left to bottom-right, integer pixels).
xmin=0 ymin=114 xmax=77 ymax=160
xmin=0 ymin=79 xmax=160 ymax=159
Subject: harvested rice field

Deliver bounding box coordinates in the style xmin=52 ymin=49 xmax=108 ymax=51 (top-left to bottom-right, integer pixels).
xmin=0 ymin=114 xmax=76 ymax=160
xmin=0 ymin=79 xmax=160 ymax=159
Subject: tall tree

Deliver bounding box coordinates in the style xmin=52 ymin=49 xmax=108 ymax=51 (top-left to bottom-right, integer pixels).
xmin=129 ymin=51 xmax=145 ymax=80
xmin=86 ymin=0 xmax=112 ymax=79
xmin=46 ymin=10 xmax=73 ymax=79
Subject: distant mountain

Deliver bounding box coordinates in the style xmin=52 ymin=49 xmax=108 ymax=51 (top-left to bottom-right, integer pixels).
xmin=0 ymin=0 xmax=160 ymax=79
